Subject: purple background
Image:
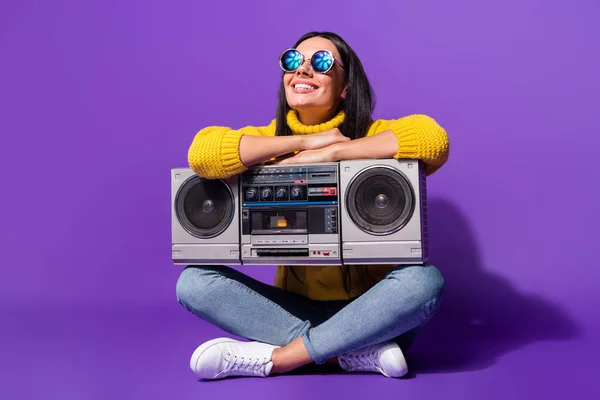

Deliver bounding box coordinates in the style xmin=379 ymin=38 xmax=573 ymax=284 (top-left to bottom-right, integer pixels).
xmin=1 ymin=0 xmax=599 ymax=399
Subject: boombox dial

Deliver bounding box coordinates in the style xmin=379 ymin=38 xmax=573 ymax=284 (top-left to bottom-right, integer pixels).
xmin=275 ymin=186 xmax=288 ymax=200
xmin=245 ymin=188 xmax=258 ymax=201
xmin=290 ymin=186 xmax=306 ymax=200
xmin=260 ymin=187 xmax=273 ymax=201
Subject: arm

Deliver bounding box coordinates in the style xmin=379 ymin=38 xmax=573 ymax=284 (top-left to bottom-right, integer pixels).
xmin=188 ymin=120 xmax=301 ymax=179
xmin=239 ymin=135 xmax=304 ymax=168
xmin=332 ymin=114 xmax=450 ymax=175
xmin=330 ymin=129 xmax=398 ymax=160
xmin=189 ymin=120 xmax=351 ymax=178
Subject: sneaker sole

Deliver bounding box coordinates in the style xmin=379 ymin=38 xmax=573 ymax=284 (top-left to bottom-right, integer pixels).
xmin=190 ymin=337 xmax=240 ymax=377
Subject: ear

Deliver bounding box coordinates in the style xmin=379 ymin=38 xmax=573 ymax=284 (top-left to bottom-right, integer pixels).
xmin=341 ymin=84 xmax=347 ymax=100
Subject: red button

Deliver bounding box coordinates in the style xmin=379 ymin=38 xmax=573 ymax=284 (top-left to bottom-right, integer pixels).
xmin=323 ymin=251 xmax=329 ymax=256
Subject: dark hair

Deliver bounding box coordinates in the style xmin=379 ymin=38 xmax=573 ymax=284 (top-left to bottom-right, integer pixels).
xmin=275 ymin=31 xmax=375 ymax=140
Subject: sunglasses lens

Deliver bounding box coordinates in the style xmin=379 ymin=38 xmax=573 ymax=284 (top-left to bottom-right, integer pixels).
xmin=281 ymin=50 xmax=302 ymax=71
xmin=312 ymin=50 xmax=334 ymax=72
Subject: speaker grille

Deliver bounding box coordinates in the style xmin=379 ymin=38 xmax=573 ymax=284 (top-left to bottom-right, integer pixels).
xmin=175 ymin=176 xmax=234 ymax=238
xmin=419 ymin=164 xmax=429 ymax=260
xmin=346 ymin=166 xmax=414 ymax=235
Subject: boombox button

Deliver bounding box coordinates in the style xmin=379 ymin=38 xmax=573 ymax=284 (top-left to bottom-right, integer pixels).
xmin=323 ymin=251 xmax=330 ymax=256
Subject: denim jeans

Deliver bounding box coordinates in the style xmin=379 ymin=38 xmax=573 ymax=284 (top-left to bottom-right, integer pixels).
xmin=175 ymin=264 xmax=444 ymax=364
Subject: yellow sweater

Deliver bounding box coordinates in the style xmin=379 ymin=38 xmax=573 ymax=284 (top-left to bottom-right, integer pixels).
xmin=188 ymin=109 xmax=449 ymax=300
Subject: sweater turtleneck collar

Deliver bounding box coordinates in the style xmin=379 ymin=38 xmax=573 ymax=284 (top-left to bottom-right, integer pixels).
xmin=286 ymin=109 xmax=345 ymax=135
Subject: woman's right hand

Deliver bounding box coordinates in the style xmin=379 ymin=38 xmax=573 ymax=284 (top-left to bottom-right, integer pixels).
xmin=302 ymin=128 xmax=351 ymax=150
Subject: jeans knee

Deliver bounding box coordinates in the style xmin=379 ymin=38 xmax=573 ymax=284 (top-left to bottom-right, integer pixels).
xmin=389 ymin=263 xmax=445 ymax=314
xmin=417 ymin=264 xmax=444 ymax=318
xmin=421 ymin=264 xmax=445 ymax=302
xmin=175 ymin=266 xmax=220 ymax=309
xmin=175 ymin=267 xmax=195 ymax=306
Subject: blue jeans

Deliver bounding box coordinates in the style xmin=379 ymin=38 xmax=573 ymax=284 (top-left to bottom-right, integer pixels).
xmin=175 ymin=264 xmax=444 ymax=364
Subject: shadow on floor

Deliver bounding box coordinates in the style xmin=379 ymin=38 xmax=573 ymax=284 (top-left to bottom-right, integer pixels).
xmin=406 ymin=198 xmax=582 ymax=374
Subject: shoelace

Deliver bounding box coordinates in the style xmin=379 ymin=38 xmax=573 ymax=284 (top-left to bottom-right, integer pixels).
xmin=222 ymin=352 xmax=269 ymax=376
xmin=341 ymin=347 xmax=380 ymax=372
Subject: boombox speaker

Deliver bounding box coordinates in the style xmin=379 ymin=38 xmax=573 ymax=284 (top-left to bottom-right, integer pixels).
xmin=172 ymin=159 xmax=427 ymax=266
xmin=171 ymin=168 xmax=240 ymax=264
xmin=338 ymin=159 xmax=427 ymax=264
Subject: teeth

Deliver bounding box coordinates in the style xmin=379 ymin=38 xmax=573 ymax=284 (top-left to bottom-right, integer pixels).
xmin=294 ymin=83 xmax=316 ymax=90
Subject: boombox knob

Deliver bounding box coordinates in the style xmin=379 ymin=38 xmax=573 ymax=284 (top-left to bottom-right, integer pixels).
xmin=291 ymin=186 xmax=302 ymax=199
xmin=245 ymin=188 xmax=258 ymax=200
xmin=261 ymin=187 xmax=272 ymax=200
xmin=276 ymin=187 xmax=287 ymax=200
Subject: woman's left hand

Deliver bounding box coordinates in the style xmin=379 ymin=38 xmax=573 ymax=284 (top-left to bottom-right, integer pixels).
xmin=277 ymin=145 xmax=339 ymax=164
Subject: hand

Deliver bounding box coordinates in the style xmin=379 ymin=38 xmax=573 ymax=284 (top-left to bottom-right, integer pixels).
xmin=302 ymin=128 xmax=350 ymax=150
xmin=277 ymin=145 xmax=339 ymax=165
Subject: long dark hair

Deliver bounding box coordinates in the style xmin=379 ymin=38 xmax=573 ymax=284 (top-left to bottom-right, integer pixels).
xmin=275 ymin=32 xmax=375 ymax=139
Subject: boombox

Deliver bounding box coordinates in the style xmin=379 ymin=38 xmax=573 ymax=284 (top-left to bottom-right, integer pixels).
xmin=171 ymin=159 xmax=428 ymax=266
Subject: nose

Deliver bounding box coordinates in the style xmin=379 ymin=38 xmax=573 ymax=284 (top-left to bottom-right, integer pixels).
xmin=295 ymin=58 xmax=313 ymax=76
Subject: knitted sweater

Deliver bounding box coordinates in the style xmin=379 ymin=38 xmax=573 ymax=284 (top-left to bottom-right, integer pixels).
xmin=188 ymin=109 xmax=449 ymax=300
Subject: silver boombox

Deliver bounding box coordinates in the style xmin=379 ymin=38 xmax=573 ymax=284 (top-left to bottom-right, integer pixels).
xmin=171 ymin=159 xmax=428 ymax=266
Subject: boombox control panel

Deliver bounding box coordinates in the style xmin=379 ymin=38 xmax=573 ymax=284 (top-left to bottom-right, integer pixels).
xmin=241 ymin=166 xmax=338 ymax=203
xmin=239 ymin=163 xmax=342 ymax=265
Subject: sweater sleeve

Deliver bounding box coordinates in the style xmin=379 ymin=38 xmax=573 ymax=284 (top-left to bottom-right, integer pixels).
xmin=371 ymin=114 xmax=450 ymax=175
xmin=187 ymin=119 xmax=277 ymax=179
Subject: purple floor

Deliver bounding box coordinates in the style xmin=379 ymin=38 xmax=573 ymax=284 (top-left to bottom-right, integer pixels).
xmin=3 ymin=302 xmax=597 ymax=400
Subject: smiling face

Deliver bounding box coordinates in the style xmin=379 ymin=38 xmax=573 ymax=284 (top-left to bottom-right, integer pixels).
xmin=283 ymin=37 xmax=347 ymax=125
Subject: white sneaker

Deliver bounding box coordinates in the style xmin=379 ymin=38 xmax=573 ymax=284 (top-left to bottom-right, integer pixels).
xmin=338 ymin=341 xmax=408 ymax=378
xmin=190 ymin=338 xmax=279 ymax=380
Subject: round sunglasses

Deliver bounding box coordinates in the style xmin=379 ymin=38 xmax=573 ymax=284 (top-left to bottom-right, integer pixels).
xmin=279 ymin=49 xmax=345 ymax=74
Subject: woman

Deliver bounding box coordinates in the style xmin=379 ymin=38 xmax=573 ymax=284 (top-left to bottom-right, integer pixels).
xmin=176 ymin=31 xmax=449 ymax=380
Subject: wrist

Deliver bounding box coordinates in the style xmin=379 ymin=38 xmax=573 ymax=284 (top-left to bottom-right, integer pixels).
xmin=296 ymin=135 xmax=308 ymax=151
xmin=330 ymin=141 xmax=349 ymax=161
